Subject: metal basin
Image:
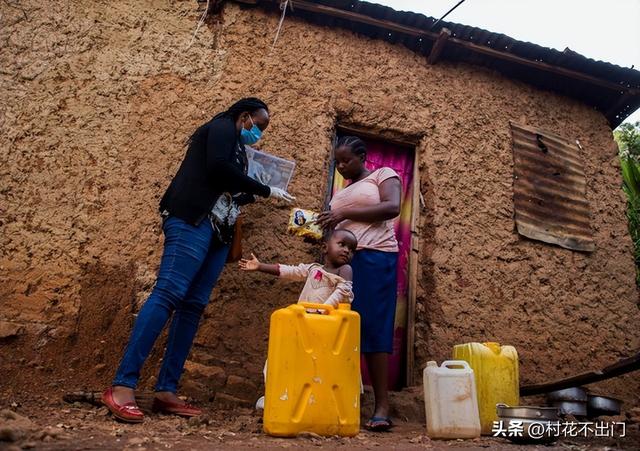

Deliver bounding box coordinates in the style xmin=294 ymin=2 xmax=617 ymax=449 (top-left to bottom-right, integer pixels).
xmin=550 ymin=400 xmax=587 ymax=417
xmin=587 ymin=395 xmax=622 ymax=418
xmin=546 ymin=387 xmax=587 ymax=402
xmin=495 ymin=404 xmax=561 ymax=444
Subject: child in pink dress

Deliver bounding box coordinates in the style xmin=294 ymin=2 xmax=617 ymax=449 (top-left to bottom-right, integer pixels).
xmin=239 ymin=229 xmax=357 ymax=308
xmin=239 ymin=229 xmax=358 ymax=409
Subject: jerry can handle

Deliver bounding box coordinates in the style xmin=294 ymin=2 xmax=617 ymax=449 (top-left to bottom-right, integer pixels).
xmin=441 ymin=360 xmax=471 ymax=370
xmin=298 ymin=302 xmax=335 ymax=312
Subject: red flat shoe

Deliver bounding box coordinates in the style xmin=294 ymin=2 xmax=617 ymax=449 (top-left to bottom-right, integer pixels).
xmin=101 ymin=387 xmax=144 ymax=423
xmin=152 ymin=397 xmax=202 ymax=417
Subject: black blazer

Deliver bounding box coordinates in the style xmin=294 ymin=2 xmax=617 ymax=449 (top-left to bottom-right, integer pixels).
xmin=159 ymin=116 xmax=271 ymax=225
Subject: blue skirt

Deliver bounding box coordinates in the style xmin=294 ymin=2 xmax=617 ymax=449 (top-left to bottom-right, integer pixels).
xmin=351 ymin=249 xmax=398 ymax=353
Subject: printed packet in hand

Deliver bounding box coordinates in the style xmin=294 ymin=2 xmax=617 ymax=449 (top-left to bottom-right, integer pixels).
xmin=287 ymin=208 xmax=323 ymax=241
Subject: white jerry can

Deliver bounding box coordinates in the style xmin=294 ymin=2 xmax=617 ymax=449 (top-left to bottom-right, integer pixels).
xmin=423 ymin=360 xmax=481 ymax=439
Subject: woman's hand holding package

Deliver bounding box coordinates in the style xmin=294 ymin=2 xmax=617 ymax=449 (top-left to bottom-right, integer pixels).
xmin=268 ymin=186 xmax=295 ymax=203
xmin=317 ymin=208 xmax=346 ymax=230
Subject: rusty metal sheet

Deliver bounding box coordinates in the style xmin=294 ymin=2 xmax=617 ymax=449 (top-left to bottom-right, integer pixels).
xmin=510 ymin=122 xmax=595 ymax=252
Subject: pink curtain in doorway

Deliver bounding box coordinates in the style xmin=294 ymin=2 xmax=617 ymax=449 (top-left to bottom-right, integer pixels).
xmin=332 ymin=139 xmax=414 ymax=389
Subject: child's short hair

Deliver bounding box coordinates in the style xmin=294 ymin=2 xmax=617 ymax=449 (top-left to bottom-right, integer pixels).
xmin=327 ymin=228 xmax=358 ymax=246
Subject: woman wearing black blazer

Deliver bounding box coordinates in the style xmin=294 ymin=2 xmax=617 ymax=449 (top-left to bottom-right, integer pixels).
xmin=102 ymin=98 xmax=293 ymax=422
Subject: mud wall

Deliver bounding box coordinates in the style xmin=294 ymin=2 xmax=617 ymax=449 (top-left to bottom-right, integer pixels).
xmin=1 ymin=1 xmax=638 ymax=406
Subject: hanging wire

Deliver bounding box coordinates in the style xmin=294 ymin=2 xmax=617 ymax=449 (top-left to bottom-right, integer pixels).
xmin=187 ymin=0 xmax=210 ymax=49
xmin=430 ymin=0 xmax=467 ymax=30
xmin=271 ymin=0 xmax=290 ymax=50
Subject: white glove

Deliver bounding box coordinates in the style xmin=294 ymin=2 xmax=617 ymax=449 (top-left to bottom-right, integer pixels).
xmin=268 ymin=187 xmax=295 ymax=203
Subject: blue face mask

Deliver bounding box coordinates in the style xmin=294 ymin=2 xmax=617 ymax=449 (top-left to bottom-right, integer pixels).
xmin=240 ymin=116 xmax=262 ymax=145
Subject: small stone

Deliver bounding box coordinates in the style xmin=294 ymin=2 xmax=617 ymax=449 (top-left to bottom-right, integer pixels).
xmin=0 ymin=409 xmax=18 ymax=420
xmin=22 ymin=442 xmax=37 ymax=449
xmin=0 ymin=321 xmax=23 ymax=339
xmin=94 ymin=363 xmax=106 ymax=371
xmin=187 ymin=415 xmax=211 ymax=428
xmin=127 ymin=437 xmax=145 ymax=445
xmin=45 ymin=427 xmax=63 ymax=438
xmin=33 ymin=431 xmax=46 ymax=440
xmin=297 ymin=431 xmax=323 ymax=440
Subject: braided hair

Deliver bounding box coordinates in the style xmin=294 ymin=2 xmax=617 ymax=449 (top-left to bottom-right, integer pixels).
xmin=222 ymin=97 xmax=269 ymax=121
xmin=336 ymin=135 xmax=367 ymax=159
xmin=187 ymin=97 xmax=269 ymax=147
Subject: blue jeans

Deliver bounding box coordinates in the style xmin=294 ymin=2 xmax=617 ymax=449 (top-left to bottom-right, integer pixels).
xmin=113 ymin=216 xmax=230 ymax=393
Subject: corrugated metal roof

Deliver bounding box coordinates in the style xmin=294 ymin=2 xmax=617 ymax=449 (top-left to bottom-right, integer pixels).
xmin=240 ymin=0 xmax=640 ymax=127
xmin=510 ymin=122 xmax=595 ymax=252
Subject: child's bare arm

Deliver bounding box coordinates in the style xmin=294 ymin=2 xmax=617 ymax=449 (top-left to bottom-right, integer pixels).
xmin=239 ymin=253 xmax=280 ymax=276
xmin=324 ymin=265 xmax=354 ymax=307
xmin=337 ymin=264 xmax=353 ymax=281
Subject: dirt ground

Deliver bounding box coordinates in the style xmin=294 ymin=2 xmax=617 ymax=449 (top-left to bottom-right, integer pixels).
xmin=1 ymin=393 xmax=639 ymax=451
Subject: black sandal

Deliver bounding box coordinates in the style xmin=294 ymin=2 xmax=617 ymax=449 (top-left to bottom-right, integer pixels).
xmin=365 ymin=416 xmax=393 ymax=431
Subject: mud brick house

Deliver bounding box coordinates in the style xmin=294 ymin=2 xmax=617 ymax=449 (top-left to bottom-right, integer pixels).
xmin=1 ymin=0 xmax=639 ymax=407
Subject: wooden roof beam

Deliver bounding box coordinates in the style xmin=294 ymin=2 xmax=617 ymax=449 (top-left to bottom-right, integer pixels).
xmin=427 ymin=28 xmax=451 ymax=65
xmin=264 ymin=0 xmax=639 ymax=96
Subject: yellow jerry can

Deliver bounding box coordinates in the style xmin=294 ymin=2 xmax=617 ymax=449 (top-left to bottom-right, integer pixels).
xmin=264 ymin=302 xmax=361 ymax=437
xmin=452 ymin=342 xmax=519 ymax=434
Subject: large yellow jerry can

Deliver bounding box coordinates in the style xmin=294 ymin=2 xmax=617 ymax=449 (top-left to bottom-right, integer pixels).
xmin=452 ymin=342 xmax=519 ymax=434
xmin=264 ymin=302 xmax=361 ymax=437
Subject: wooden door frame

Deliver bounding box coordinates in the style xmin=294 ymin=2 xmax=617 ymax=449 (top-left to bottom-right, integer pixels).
xmin=328 ymin=123 xmax=422 ymax=387
xmin=406 ymin=154 xmax=420 ymax=387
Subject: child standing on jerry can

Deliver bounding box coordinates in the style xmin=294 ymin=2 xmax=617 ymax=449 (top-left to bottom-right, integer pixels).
xmin=239 ymin=229 xmax=361 ymax=437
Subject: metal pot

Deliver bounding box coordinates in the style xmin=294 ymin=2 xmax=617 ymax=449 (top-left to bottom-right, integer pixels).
xmin=546 ymin=387 xmax=587 ymax=402
xmin=587 ymin=395 xmax=622 ymax=418
xmin=545 ymin=387 xmax=587 ymax=417
xmin=550 ymin=400 xmax=587 ymax=417
xmin=495 ymin=404 xmax=561 ymax=444
xmin=496 ymin=404 xmax=560 ymax=420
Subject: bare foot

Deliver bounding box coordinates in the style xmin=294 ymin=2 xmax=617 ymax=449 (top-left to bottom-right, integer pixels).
xmin=111 ymin=386 xmax=136 ymax=406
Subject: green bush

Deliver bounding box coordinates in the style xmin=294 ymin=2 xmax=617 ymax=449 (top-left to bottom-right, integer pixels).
xmin=614 ymin=121 xmax=640 ymax=286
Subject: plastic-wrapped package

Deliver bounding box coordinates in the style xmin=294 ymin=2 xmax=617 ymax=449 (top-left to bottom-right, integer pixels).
xmin=245 ymin=146 xmax=295 ymax=191
xmin=287 ymin=208 xmax=323 ymax=240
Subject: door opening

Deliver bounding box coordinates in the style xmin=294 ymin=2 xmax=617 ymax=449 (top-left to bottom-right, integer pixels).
xmin=326 ymin=126 xmax=418 ymax=390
